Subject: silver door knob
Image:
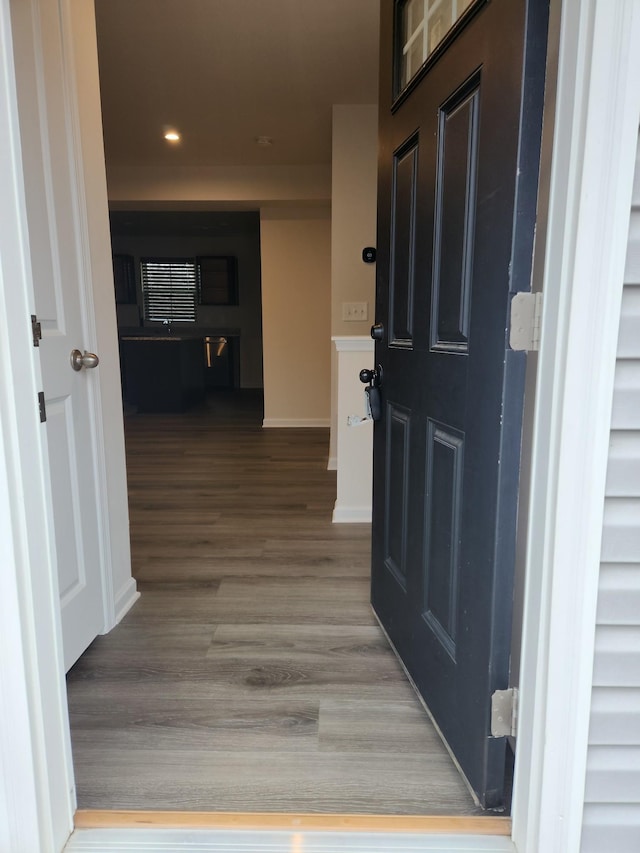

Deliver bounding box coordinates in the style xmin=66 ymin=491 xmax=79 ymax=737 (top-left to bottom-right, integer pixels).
xmin=70 ymin=349 xmax=99 ymax=371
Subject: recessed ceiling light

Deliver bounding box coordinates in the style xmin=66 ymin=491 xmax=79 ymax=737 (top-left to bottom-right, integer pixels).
xmin=256 ymin=136 xmax=273 ymax=146
xmin=163 ymin=128 xmax=181 ymax=143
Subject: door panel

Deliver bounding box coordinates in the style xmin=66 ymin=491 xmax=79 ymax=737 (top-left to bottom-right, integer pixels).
xmin=423 ymin=419 xmax=464 ymax=660
xmin=384 ymin=403 xmax=411 ymax=587
xmin=12 ymin=0 xmax=105 ymax=671
xmin=431 ymin=81 xmax=479 ymax=352
xmin=372 ymin=0 xmax=548 ymax=808
xmin=390 ymin=138 xmax=419 ymax=345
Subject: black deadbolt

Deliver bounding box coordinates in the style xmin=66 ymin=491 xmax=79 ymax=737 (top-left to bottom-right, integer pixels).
xmin=370 ymin=323 xmax=384 ymax=341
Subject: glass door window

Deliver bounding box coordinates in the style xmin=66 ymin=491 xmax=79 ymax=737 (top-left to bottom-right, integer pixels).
xmin=399 ymin=0 xmax=476 ymax=90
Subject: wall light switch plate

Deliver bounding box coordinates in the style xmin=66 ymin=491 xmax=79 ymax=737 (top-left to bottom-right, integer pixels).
xmin=342 ymin=302 xmax=368 ymax=322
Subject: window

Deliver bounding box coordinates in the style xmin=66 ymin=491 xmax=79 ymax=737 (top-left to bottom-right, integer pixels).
xmin=140 ymin=258 xmax=197 ymax=323
xmin=398 ymin=0 xmax=476 ymax=91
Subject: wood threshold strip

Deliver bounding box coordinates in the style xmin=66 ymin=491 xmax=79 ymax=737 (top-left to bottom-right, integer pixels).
xmin=74 ymin=810 xmax=511 ymax=835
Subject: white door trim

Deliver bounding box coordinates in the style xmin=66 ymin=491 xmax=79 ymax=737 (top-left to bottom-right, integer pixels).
xmin=512 ymin=0 xmax=640 ymax=851
xmin=0 ymin=1 xmax=74 ymax=850
xmin=2 ymin=0 xmax=640 ymax=851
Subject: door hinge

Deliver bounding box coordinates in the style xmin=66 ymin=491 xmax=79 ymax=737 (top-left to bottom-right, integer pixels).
xmin=38 ymin=391 xmax=46 ymax=423
xmin=491 ymin=687 xmax=518 ymax=738
xmin=509 ymin=292 xmax=543 ymax=352
xmin=31 ymin=314 xmax=42 ymax=347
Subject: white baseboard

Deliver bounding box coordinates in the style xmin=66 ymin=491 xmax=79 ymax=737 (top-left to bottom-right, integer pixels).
xmin=327 ymin=456 xmax=337 ymax=471
xmin=113 ymin=578 xmax=140 ymax=625
xmin=262 ymin=418 xmax=331 ymax=428
xmin=332 ymin=504 xmax=372 ymax=524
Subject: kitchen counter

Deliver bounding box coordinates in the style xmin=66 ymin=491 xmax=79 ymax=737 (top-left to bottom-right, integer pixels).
xmin=120 ymin=335 xmax=178 ymax=341
xmin=118 ymin=327 xmax=240 ymax=339
xmin=119 ymin=335 xmax=205 ymax=412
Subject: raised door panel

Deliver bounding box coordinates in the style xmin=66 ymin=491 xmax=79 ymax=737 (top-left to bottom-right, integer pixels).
xmin=431 ymin=78 xmax=480 ymax=353
xmin=390 ymin=138 xmax=419 ymax=346
xmin=423 ymin=421 xmax=465 ymax=660
xmin=384 ymin=403 xmax=412 ymax=587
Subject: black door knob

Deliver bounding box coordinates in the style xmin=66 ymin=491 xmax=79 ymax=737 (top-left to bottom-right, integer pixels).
xmin=370 ymin=323 xmax=385 ymax=341
xmin=359 ymin=365 xmax=383 ymax=387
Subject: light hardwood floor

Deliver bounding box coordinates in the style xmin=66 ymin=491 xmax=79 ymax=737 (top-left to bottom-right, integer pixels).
xmin=66 ymin=391 xmax=482 ymax=815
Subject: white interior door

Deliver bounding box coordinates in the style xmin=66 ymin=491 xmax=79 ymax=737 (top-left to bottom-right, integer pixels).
xmin=11 ymin=0 xmax=106 ymax=671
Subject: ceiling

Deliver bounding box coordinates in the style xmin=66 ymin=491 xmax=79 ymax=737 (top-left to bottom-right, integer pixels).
xmin=94 ymin=0 xmax=380 ymax=169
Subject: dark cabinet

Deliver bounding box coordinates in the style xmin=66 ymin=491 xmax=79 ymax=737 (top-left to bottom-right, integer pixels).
xmin=120 ymin=336 xmax=205 ymax=412
xmin=197 ymin=256 xmax=238 ymax=305
xmin=112 ymin=254 xmax=137 ymax=304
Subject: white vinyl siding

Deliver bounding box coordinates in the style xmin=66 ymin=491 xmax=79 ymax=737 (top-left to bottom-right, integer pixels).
xmin=581 ymin=130 xmax=640 ymax=852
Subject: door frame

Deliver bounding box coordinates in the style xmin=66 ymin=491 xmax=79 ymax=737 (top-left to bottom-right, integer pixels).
xmin=0 ymin=3 xmax=73 ymax=850
xmin=511 ymin=0 xmax=640 ymax=848
xmin=1 ymin=1 xmax=640 ymax=852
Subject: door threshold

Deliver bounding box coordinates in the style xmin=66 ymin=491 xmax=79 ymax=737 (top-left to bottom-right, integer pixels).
xmin=74 ymin=810 xmax=511 ymax=835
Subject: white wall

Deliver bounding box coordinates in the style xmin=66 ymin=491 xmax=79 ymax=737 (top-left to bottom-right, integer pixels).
xmin=581 ymin=130 xmax=640 ymax=853
xmin=331 ymin=105 xmax=378 ymax=336
xmin=328 ymin=346 xmax=338 ymax=468
xmin=332 ymin=338 xmax=374 ymax=523
xmin=107 ymin=164 xmax=331 ymax=207
xmin=260 ymin=206 xmax=331 ymax=426
xmin=330 ymin=105 xmax=378 ymax=516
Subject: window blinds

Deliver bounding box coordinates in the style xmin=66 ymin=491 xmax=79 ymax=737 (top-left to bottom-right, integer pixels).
xmin=141 ymin=259 xmax=197 ymax=322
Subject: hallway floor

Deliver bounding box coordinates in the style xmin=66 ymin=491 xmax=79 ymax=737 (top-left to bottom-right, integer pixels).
xmin=66 ymin=391 xmax=481 ymax=814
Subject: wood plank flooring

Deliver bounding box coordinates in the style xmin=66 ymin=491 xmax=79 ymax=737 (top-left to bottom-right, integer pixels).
xmin=66 ymin=391 xmax=481 ymax=815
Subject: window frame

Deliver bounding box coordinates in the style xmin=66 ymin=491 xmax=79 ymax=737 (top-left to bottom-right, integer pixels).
xmin=140 ymin=256 xmax=198 ymax=324
xmin=393 ymin=0 xmax=487 ymax=107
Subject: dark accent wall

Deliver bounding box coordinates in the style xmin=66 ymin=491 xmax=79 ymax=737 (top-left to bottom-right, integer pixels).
xmin=109 ymin=210 xmax=263 ymax=388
